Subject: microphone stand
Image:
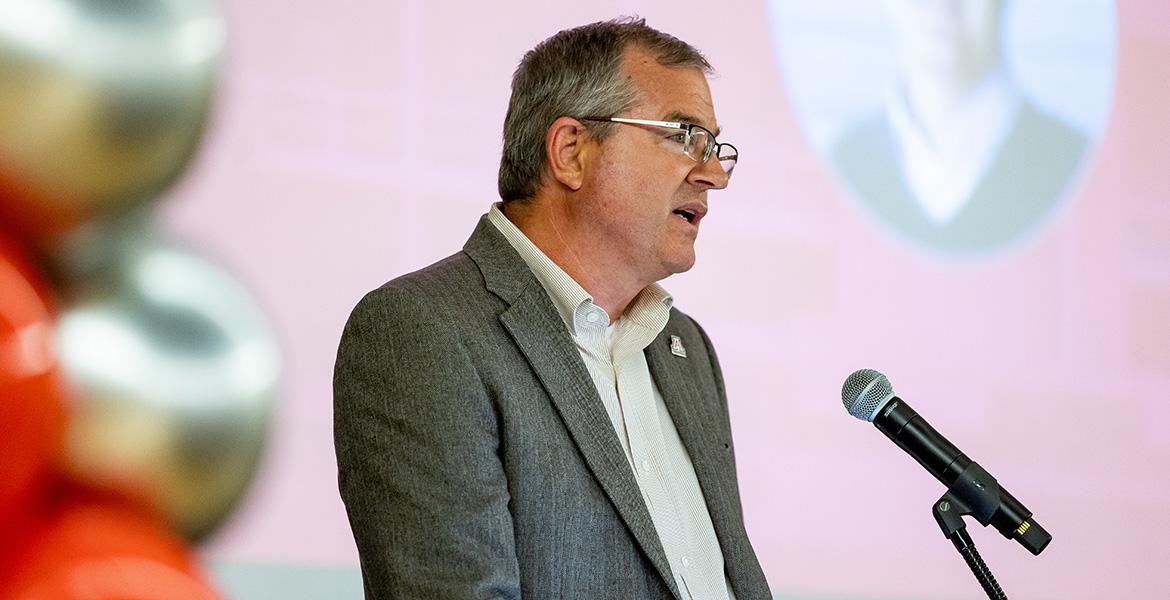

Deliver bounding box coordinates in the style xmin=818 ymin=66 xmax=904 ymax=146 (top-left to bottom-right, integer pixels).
xmin=933 ymin=490 xmax=1008 ymax=599
xmin=931 ymin=462 xmax=1013 ymax=599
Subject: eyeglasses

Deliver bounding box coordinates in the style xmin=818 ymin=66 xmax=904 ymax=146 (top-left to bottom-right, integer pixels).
xmin=580 ymin=117 xmax=737 ymax=177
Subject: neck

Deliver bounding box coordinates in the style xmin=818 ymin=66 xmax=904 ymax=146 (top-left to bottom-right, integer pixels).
xmin=502 ymin=197 xmax=645 ymax=322
xmin=900 ymin=61 xmax=999 ymax=138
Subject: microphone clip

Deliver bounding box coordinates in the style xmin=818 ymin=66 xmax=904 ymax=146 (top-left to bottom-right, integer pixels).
xmin=930 ymin=462 xmax=1052 ymax=599
xmin=933 ymin=462 xmax=1052 ymax=556
xmin=934 ymin=462 xmax=1003 ymax=533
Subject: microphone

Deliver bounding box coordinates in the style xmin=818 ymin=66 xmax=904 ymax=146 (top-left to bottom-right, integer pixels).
xmin=841 ymin=368 xmax=1051 ymax=555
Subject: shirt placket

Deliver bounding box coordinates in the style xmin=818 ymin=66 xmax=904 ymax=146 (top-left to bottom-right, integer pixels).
xmin=612 ymin=326 xmax=698 ymax=599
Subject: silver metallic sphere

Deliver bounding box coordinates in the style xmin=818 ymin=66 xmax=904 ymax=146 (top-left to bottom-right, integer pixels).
xmin=0 ymin=0 xmax=224 ymax=246
xmin=55 ymin=233 xmax=279 ymax=541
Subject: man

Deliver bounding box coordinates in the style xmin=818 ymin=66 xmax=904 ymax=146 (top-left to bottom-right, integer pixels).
xmin=334 ymin=18 xmax=770 ymax=599
xmin=829 ymin=0 xmax=1086 ymax=254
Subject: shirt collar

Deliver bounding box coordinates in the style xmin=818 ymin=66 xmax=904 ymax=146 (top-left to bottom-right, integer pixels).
xmin=887 ymin=68 xmax=1021 ymax=223
xmin=488 ymin=203 xmax=673 ymax=338
xmin=887 ymin=68 xmax=1020 ymax=152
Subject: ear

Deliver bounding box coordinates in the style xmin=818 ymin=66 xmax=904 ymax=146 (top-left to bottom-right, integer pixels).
xmin=544 ymin=116 xmax=593 ymax=191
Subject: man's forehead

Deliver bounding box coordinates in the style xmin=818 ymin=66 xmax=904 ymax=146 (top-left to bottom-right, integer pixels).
xmin=621 ymin=49 xmax=720 ymax=134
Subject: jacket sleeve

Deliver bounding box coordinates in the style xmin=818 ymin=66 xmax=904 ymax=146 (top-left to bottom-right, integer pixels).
xmin=333 ymin=285 xmax=521 ymax=599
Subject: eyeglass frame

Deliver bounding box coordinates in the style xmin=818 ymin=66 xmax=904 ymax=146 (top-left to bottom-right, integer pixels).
xmin=578 ymin=116 xmax=738 ymax=176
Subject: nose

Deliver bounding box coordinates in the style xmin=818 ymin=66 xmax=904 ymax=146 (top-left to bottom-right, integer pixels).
xmin=686 ymin=153 xmax=731 ymax=190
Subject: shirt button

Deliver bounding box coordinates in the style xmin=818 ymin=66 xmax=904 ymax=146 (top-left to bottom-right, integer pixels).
xmin=681 ymin=556 xmax=691 ymax=569
xmin=586 ymin=312 xmax=599 ymax=323
xmin=641 ymin=459 xmax=651 ymax=472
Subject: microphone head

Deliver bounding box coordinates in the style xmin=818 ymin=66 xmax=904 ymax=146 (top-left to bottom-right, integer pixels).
xmin=842 ymin=369 xmax=895 ymax=422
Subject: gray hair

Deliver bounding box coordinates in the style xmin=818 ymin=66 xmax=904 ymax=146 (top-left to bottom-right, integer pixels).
xmin=497 ymin=17 xmax=711 ymax=203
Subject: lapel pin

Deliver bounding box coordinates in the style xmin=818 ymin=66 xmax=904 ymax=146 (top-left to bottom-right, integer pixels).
xmin=669 ymin=335 xmax=687 ymax=358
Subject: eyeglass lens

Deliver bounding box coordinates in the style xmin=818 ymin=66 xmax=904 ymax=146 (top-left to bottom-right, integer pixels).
xmin=684 ymin=128 xmax=736 ymax=176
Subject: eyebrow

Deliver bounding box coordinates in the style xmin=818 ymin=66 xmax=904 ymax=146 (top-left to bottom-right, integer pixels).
xmin=664 ymin=111 xmax=721 ymax=137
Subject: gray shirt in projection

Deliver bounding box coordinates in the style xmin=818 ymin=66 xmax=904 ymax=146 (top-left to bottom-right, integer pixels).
xmin=829 ymin=100 xmax=1087 ymax=254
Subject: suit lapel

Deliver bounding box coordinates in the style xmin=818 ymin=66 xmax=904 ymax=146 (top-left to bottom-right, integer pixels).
xmin=646 ymin=328 xmax=727 ymax=501
xmin=646 ymin=325 xmax=743 ymax=584
xmin=465 ymin=216 xmax=681 ymax=599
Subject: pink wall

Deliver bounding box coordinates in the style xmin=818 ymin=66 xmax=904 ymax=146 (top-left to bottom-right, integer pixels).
xmin=160 ymin=1 xmax=1170 ymax=598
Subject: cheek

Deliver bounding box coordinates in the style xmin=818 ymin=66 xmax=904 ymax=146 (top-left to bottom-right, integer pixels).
xmin=591 ymin=152 xmax=651 ymax=205
xmin=588 ymin=141 xmax=689 ymax=217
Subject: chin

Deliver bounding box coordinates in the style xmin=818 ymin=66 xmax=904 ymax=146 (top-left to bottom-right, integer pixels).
xmin=663 ymin=253 xmax=697 ymax=276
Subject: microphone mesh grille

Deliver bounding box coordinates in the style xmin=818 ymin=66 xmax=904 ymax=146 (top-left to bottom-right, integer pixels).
xmin=841 ymin=368 xmax=894 ymax=422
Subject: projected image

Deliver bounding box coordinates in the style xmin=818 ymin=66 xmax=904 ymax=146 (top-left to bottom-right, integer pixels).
xmin=768 ymin=0 xmax=1116 ymax=255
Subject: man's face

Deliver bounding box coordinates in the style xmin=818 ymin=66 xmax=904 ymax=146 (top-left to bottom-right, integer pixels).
xmin=885 ymin=0 xmax=1004 ymax=84
xmin=575 ymin=46 xmax=729 ymax=287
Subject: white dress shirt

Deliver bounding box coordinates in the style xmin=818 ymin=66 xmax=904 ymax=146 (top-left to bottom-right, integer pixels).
xmin=888 ymin=68 xmax=1022 ymax=224
xmin=489 ymin=204 xmax=735 ymax=600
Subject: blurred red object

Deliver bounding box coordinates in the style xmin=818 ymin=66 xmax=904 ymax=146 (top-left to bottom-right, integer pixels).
xmin=0 ymin=488 xmax=222 ymax=600
xmin=0 ymin=171 xmax=84 ymax=253
xmin=0 ymin=228 xmax=66 ymax=542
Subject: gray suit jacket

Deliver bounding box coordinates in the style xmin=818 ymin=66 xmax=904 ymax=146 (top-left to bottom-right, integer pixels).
xmin=334 ymin=215 xmax=770 ymax=599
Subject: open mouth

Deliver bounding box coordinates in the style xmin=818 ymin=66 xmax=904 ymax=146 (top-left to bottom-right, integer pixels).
xmin=673 ymin=209 xmax=697 ymax=223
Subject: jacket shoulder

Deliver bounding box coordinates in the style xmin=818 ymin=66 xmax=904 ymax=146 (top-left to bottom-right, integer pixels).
xmin=335 ymin=252 xmax=493 ymax=362
xmin=377 ymin=251 xmax=481 ymax=299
